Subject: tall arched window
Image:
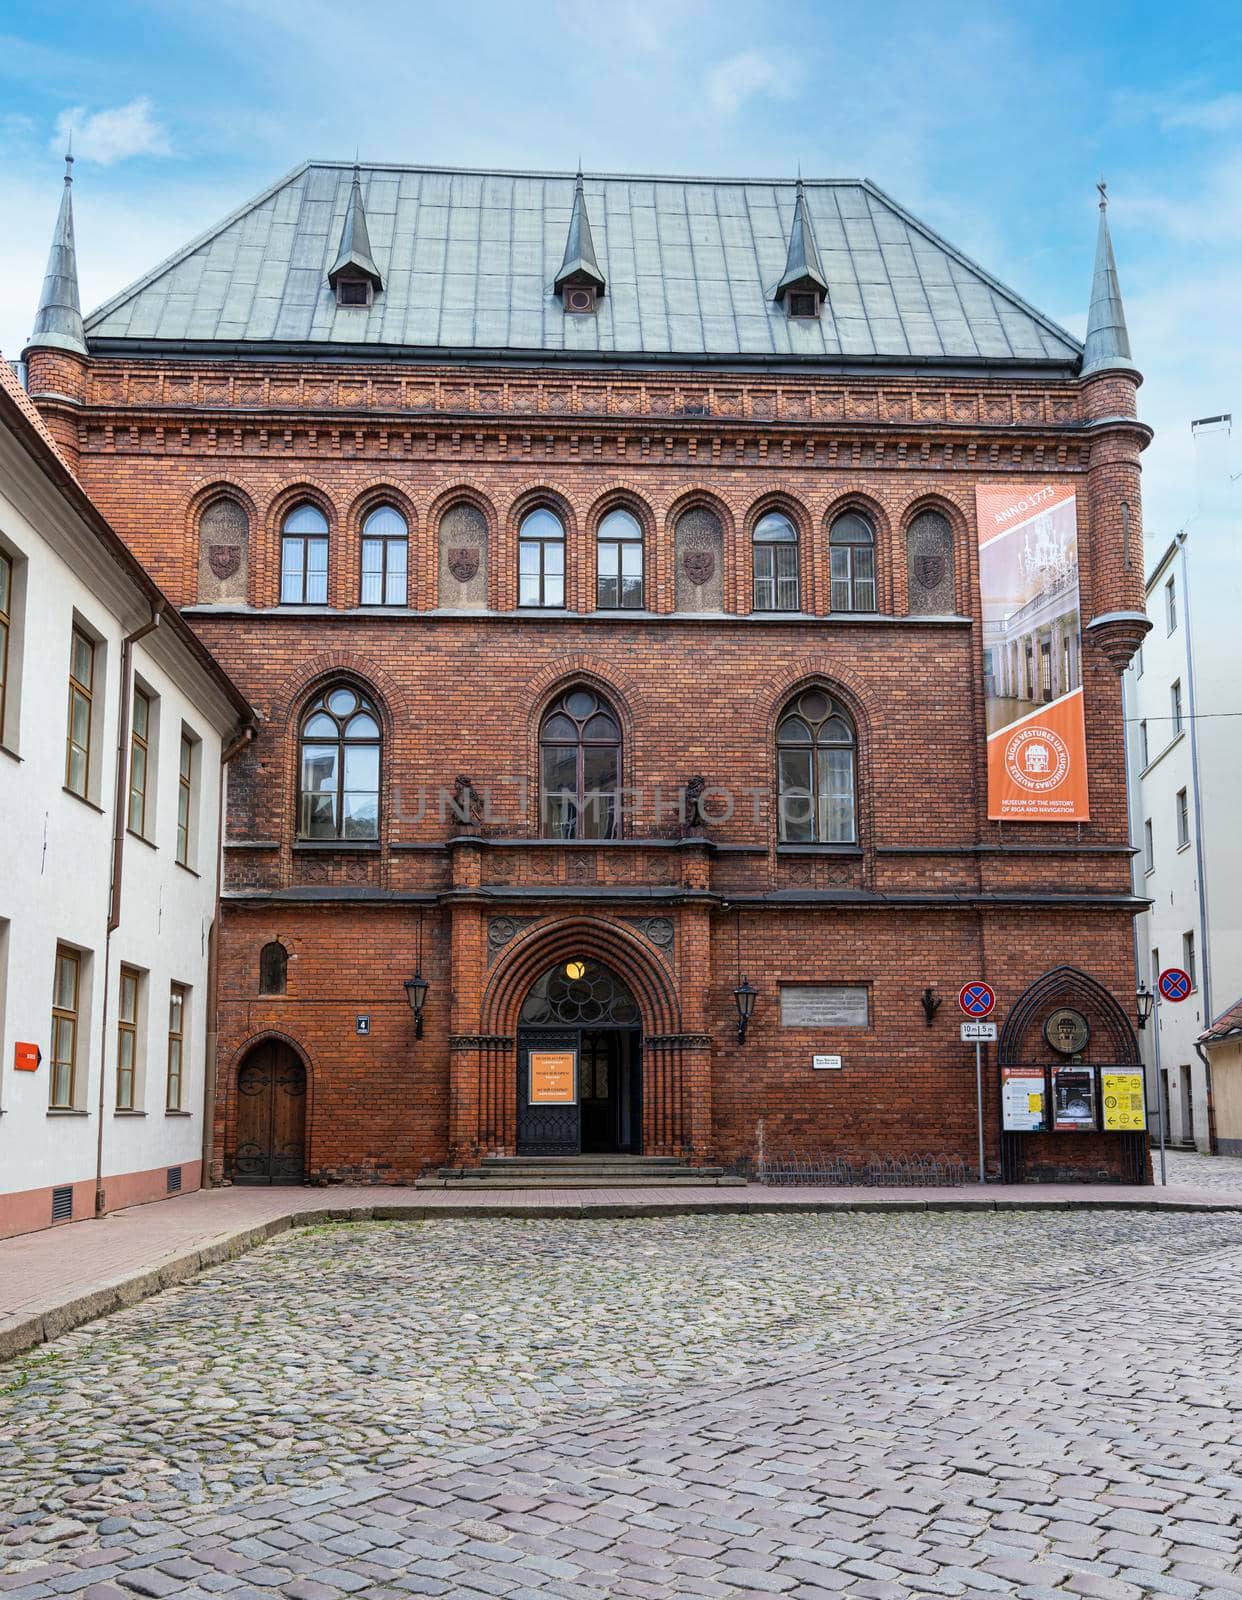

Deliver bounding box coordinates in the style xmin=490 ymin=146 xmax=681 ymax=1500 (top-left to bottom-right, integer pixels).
xmin=597 ymin=509 xmax=644 ymax=609
xmin=539 ymin=687 xmax=621 ymax=839
xmin=298 ymin=685 xmax=381 ymax=840
xmin=519 ymin=508 xmax=565 ymax=608
xmin=777 ymin=688 xmax=857 ymax=844
xmin=753 ymin=511 xmax=800 ymax=611
xmin=828 ymin=511 xmax=876 ymax=612
xmin=281 ymin=504 xmax=329 ymax=605
xmin=259 ymin=941 xmax=288 ymax=995
xmin=360 ymin=505 xmax=408 ymax=606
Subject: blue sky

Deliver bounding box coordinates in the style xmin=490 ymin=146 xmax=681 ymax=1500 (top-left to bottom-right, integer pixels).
xmin=2 ymin=0 xmax=1241 ymax=540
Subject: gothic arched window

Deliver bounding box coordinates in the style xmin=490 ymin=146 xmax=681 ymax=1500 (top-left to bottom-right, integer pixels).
xmin=281 ymin=504 xmax=329 ymax=605
xmin=360 ymin=505 xmax=408 ymax=606
xmin=597 ymin=509 xmax=644 ymax=610
xmin=828 ymin=511 xmax=876 ymax=612
xmin=539 ymin=687 xmax=621 ymax=840
xmin=298 ymin=685 xmax=381 ymax=840
xmin=519 ymin=508 xmax=565 ymax=608
xmin=753 ymin=511 xmax=800 ymax=611
xmin=776 ymin=688 xmax=857 ymax=844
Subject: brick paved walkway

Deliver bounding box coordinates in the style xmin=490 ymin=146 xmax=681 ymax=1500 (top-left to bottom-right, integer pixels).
xmin=1 ymin=1207 xmax=1241 ymax=1596
xmin=5 ymin=1171 xmax=1242 ymax=1363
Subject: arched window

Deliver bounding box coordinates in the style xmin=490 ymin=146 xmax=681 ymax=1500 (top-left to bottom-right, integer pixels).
xmin=539 ymin=687 xmax=621 ymax=839
xmin=281 ymin=504 xmax=329 ymax=605
xmin=360 ymin=505 xmax=407 ymax=606
xmin=596 ymin=509 xmax=644 ymax=610
xmin=906 ymin=509 xmax=955 ymax=614
xmin=828 ymin=512 xmax=876 ymax=612
xmin=753 ymin=511 xmax=800 ymax=611
xmin=776 ymin=688 xmax=857 ymax=844
xmin=259 ymin=941 xmax=288 ymax=995
xmin=298 ymin=685 xmax=381 ymax=840
xmin=519 ymin=508 xmax=565 ymax=608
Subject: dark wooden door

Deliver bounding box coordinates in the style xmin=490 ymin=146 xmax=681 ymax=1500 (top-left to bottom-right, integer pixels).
xmin=516 ymin=1029 xmax=580 ymax=1155
xmin=234 ymin=1043 xmax=307 ymax=1184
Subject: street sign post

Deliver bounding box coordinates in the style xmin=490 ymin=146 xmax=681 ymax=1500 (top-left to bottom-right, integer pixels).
xmin=958 ymin=982 xmax=997 ymax=1183
xmin=1158 ymin=967 xmax=1192 ymax=1003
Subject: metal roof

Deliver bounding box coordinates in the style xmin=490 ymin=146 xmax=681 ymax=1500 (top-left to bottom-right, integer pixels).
xmin=29 ymin=154 xmax=87 ymax=356
xmin=83 ymin=162 xmax=1082 ymax=365
xmin=1081 ymin=188 xmax=1134 ymax=377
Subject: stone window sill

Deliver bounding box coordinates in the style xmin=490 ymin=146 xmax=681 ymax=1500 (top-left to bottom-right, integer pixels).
xmin=175 ymin=859 xmax=201 ymax=878
xmin=114 ymin=1109 xmax=147 ymax=1117
xmin=63 ymin=786 xmax=105 ymax=814
xmin=165 ymin=1109 xmax=192 ymax=1118
xmin=47 ymin=1107 xmax=90 ymax=1117
xmin=777 ymin=844 xmax=865 ymax=857
xmin=127 ymin=827 xmax=158 ymax=852
xmin=293 ymin=839 xmax=381 ymax=852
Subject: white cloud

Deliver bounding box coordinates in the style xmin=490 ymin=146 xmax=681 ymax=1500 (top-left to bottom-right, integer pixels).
xmin=52 ymin=98 xmax=170 ymax=166
xmin=1161 ymin=92 xmax=1242 ymax=134
xmin=703 ymin=51 xmax=795 ymax=117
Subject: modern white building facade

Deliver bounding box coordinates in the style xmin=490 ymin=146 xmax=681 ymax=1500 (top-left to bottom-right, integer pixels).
xmin=1126 ymin=414 xmax=1241 ymax=1154
xmin=0 ymin=359 xmax=252 ymax=1238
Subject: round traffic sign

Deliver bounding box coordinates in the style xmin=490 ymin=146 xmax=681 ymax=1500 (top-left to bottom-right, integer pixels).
xmin=1158 ymin=967 xmax=1192 ymax=1003
xmin=959 ymin=981 xmax=996 ymax=1018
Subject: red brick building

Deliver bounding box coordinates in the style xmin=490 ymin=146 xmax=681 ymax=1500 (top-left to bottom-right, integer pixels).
xmin=21 ymin=162 xmax=1153 ymax=1185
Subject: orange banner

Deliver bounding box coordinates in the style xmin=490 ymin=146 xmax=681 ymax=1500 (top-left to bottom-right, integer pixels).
xmin=529 ymin=1050 xmax=577 ymax=1105
xmin=976 ymin=483 xmax=1090 ymax=822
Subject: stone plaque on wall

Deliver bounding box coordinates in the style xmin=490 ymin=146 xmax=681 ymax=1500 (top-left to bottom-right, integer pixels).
xmin=438 ymin=502 xmax=488 ymax=609
xmin=674 ymin=506 xmax=724 ymax=612
xmin=197 ymin=496 xmax=249 ymax=603
xmin=780 ymin=985 xmax=870 ymax=1028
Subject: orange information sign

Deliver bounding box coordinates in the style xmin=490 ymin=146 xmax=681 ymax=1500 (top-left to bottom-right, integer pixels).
xmin=529 ymin=1050 xmax=577 ymax=1105
xmin=14 ymin=1042 xmax=41 ymax=1072
xmin=976 ymin=483 xmax=1090 ymax=822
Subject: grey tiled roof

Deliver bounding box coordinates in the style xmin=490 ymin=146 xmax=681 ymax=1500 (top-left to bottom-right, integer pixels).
xmin=83 ymin=163 xmax=1082 ymax=365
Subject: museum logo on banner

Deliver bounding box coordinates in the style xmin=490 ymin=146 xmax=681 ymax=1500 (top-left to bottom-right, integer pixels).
xmin=975 ymin=482 xmax=1090 ymax=822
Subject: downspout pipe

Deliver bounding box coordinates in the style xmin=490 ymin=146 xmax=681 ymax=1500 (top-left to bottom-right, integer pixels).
xmin=1194 ymin=1039 xmax=1219 ymax=1155
xmin=201 ymin=722 xmax=257 ymax=1189
xmin=94 ymin=604 xmax=164 ymax=1217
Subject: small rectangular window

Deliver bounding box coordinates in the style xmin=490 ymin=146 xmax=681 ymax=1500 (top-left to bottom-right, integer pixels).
xmin=1139 ymin=719 xmax=1149 ymax=768
xmin=128 ymin=687 xmax=151 ymax=836
xmin=1166 ymin=575 xmax=1177 ymax=634
xmin=1183 ymin=930 xmax=1197 ymax=989
xmin=1151 ymin=948 xmax=1160 ymax=988
xmin=1176 ymin=787 xmax=1189 ymax=849
xmin=0 ymin=549 xmax=11 ymax=744
xmin=787 ymin=291 xmax=820 ymax=319
xmin=65 ymin=627 xmax=94 ymax=796
xmin=281 ymin=536 xmax=329 ymax=605
xmin=177 ymin=732 xmax=194 ymax=866
xmin=117 ymin=965 xmax=141 ymax=1110
xmin=50 ymin=945 xmax=81 ymax=1109
xmin=1144 ymin=818 xmax=1154 ymax=873
xmin=361 ymin=536 xmax=407 ymax=606
xmin=597 ymin=537 xmax=644 ymax=609
xmin=1170 ymin=679 xmax=1183 ymax=734
xmin=336 ymin=279 xmax=370 ymax=307
xmin=1135 ymin=645 xmax=1144 ymax=678
xmin=166 ymin=983 xmax=188 ymax=1112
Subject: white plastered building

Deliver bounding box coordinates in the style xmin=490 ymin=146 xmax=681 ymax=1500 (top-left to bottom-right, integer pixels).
xmin=0 ymin=359 xmax=253 ymax=1237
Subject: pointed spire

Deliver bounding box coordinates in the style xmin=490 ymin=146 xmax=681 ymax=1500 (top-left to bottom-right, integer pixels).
xmin=1081 ymin=181 xmax=1134 ymax=377
xmin=775 ymin=178 xmax=827 ymax=303
xmin=328 ymin=164 xmax=382 ymax=291
xmin=554 ymin=171 xmax=605 ymax=297
xmin=27 ymin=147 xmax=87 ymax=357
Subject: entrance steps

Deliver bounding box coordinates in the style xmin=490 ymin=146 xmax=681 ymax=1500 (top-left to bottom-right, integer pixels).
xmin=416 ymin=1155 xmax=747 ymax=1189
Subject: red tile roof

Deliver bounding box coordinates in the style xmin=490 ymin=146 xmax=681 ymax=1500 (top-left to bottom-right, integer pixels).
xmin=1200 ymin=997 xmax=1242 ymax=1045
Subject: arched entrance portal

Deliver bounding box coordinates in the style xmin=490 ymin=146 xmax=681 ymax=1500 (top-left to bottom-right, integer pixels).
xmin=233 ymin=1041 xmax=307 ymax=1184
xmin=516 ymin=959 xmax=642 ymax=1155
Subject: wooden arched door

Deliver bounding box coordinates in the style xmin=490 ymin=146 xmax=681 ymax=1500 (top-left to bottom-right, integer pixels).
xmin=233 ymin=1041 xmax=307 ymax=1184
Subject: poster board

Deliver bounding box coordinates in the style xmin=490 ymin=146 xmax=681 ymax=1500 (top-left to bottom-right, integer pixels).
xmin=976 ymin=483 xmax=1089 ymax=822
xmin=528 ymin=1050 xmax=577 ymax=1105
xmin=1102 ymin=1069 xmax=1146 ymax=1131
xmin=1001 ymin=1067 xmax=1046 ymax=1132
xmin=1052 ymin=1064 xmax=1097 ymax=1131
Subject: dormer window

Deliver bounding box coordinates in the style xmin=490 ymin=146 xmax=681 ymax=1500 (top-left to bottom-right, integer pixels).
xmin=563 ymin=284 xmax=598 ymax=316
xmin=335 ymin=277 xmax=371 ymax=308
xmin=788 ymin=290 xmax=820 ymax=320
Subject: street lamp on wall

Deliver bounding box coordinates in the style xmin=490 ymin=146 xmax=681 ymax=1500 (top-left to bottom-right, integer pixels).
xmin=1135 ymin=980 xmax=1154 ymax=1032
xmin=734 ymin=978 xmax=758 ymax=1045
xmin=404 ymin=972 xmax=429 ymax=1038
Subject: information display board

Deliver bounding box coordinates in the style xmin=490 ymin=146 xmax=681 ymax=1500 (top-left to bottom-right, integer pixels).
xmin=1001 ymin=1066 xmax=1047 ymax=1132
xmin=1101 ymin=1069 xmax=1146 ymax=1131
xmin=528 ymin=1050 xmax=577 ymax=1105
xmin=1052 ymin=1064 xmax=1096 ymax=1131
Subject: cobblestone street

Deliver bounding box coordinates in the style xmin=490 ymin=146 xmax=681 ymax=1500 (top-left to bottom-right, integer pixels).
xmin=2 ymin=1209 xmax=1241 ymax=1597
